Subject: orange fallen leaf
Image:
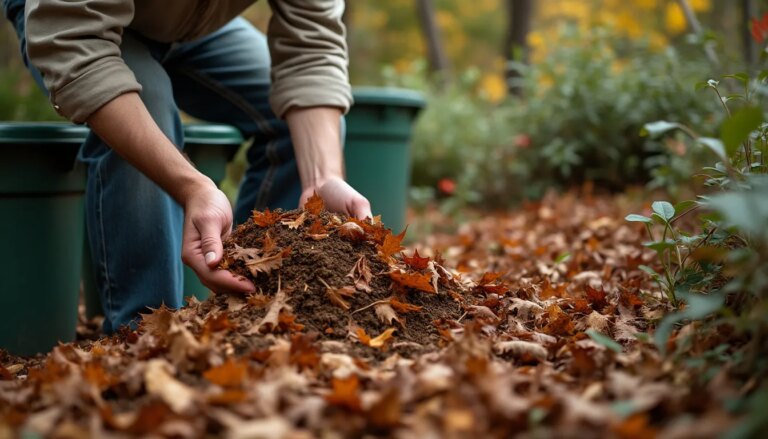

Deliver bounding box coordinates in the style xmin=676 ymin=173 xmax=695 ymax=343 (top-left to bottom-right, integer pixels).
xmin=402 ymin=249 xmax=430 ymax=270
xmin=289 ymin=333 xmax=320 ymax=370
xmin=388 ymin=297 xmax=423 ymax=313
xmin=305 ymin=192 xmax=325 ymax=216
xmin=585 ymin=284 xmax=609 ymax=311
xmin=357 ymin=327 xmax=396 ymax=348
xmin=306 ymin=219 xmax=330 ymax=240
xmin=389 ymin=270 xmax=436 ymax=293
xmin=325 ymin=375 xmax=362 ymax=411
xmin=252 ymin=208 xmax=282 ymax=227
xmin=378 ymin=227 xmax=407 ymax=260
xmin=203 ymin=358 xmax=249 ymax=388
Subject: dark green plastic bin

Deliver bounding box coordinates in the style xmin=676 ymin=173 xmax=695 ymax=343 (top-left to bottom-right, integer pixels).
xmin=345 ymin=87 xmax=425 ymax=233
xmin=0 ymin=123 xmax=88 ymax=355
xmin=182 ymin=124 xmax=244 ymax=301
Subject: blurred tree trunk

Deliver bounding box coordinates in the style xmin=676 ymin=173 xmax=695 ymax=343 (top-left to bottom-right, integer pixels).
xmin=416 ymin=0 xmax=450 ymax=79
xmin=742 ymin=0 xmax=758 ymax=71
xmin=503 ymin=0 xmax=533 ymax=97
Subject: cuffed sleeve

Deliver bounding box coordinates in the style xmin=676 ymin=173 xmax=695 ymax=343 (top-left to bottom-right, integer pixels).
xmin=25 ymin=0 xmax=141 ymax=123
xmin=266 ymin=0 xmax=353 ymax=118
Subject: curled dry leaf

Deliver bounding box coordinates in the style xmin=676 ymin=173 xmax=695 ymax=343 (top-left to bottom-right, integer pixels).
xmin=338 ymin=221 xmax=365 ymax=242
xmin=493 ymin=340 xmax=548 ymax=361
xmin=468 ymin=305 xmax=501 ymax=323
xmin=325 ymin=285 xmax=357 ymax=311
xmin=586 ymin=311 xmax=610 ymax=334
xmin=248 ymin=286 xmax=291 ymax=335
xmin=347 ymin=255 xmax=373 ymax=293
xmin=355 ymin=327 xmax=397 ymax=349
xmin=144 ymin=359 xmax=197 ymax=414
xmin=281 ymin=212 xmax=307 ymax=230
xmin=375 ymin=303 xmax=403 ymax=327
xmin=388 ymin=297 xmax=423 ymax=313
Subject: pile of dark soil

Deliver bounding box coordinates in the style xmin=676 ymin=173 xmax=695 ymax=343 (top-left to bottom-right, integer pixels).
xmin=200 ymin=196 xmax=466 ymax=355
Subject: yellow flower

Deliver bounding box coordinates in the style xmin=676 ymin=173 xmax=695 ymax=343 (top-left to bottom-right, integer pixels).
xmin=665 ymin=3 xmax=688 ymax=34
xmin=479 ymin=73 xmax=507 ymax=103
xmin=690 ymin=0 xmax=711 ymax=12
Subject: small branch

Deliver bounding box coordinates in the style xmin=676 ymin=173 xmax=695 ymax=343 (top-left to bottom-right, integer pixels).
xmin=351 ymin=299 xmax=391 ymax=315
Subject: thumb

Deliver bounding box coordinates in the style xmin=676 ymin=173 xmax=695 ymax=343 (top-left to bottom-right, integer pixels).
xmin=198 ymin=221 xmax=226 ymax=268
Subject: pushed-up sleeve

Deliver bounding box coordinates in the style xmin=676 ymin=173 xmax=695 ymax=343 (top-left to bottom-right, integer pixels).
xmin=25 ymin=0 xmax=141 ymax=123
xmin=267 ymin=0 xmax=352 ymax=118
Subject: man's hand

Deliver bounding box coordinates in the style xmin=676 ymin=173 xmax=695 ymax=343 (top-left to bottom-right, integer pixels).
xmin=300 ymin=176 xmax=372 ymax=219
xmin=87 ymin=92 xmax=254 ymax=295
xmin=180 ymin=181 xmax=256 ymax=294
xmin=286 ymin=106 xmax=372 ymax=220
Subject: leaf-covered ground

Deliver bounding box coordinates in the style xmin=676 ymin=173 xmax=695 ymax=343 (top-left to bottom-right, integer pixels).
xmin=0 ymin=192 xmax=743 ymax=438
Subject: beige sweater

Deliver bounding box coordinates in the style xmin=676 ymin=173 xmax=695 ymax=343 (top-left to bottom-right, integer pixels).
xmin=24 ymin=0 xmax=351 ymax=123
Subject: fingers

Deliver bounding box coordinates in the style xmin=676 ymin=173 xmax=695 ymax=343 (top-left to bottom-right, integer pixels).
xmin=350 ymin=196 xmax=372 ymax=220
xmin=197 ymin=220 xmax=226 ymax=268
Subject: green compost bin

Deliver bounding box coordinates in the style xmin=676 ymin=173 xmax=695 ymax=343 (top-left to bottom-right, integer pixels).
xmin=0 ymin=122 xmax=87 ymax=355
xmin=182 ymin=124 xmax=244 ymax=301
xmin=345 ymin=87 xmax=425 ymax=233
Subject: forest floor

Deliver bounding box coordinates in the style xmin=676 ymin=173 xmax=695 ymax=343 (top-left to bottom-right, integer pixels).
xmin=0 ymin=190 xmax=745 ymax=438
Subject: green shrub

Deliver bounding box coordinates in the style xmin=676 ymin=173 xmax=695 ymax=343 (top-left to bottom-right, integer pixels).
xmin=396 ymin=25 xmax=719 ymax=209
xmin=0 ymin=67 xmax=62 ymax=121
xmin=632 ymin=72 xmax=768 ymax=437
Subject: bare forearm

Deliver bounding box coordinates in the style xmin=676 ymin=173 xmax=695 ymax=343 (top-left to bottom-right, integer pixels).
xmin=85 ymin=92 xmax=214 ymax=204
xmin=285 ymin=106 xmax=345 ymax=190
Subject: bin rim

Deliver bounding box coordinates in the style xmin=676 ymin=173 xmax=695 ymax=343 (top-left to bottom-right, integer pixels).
xmin=352 ymin=87 xmax=426 ymax=109
xmin=184 ymin=123 xmax=244 ymax=145
xmin=0 ymin=122 xmax=89 ymax=144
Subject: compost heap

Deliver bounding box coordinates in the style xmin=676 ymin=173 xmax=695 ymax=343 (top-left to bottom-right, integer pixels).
xmin=200 ymin=193 xmax=467 ymax=357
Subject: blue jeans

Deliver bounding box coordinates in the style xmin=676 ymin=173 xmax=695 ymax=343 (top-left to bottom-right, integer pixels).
xmin=7 ymin=6 xmax=303 ymax=332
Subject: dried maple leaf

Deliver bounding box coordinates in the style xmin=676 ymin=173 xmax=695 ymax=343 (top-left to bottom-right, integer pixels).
xmin=325 ymin=375 xmax=361 ymax=411
xmin=389 ymin=270 xmax=436 ymax=294
xmin=356 ymin=327 xmax=396 ymax=348
xmin=542 ymin=304 xmax=575 ymax=336
xmin=402 ymin=249 xmax=430 ymax=270
xmin=378 ymin=227 xmax=407 ymax=261
xmin=349 ymin=217 xmax=388 ymax=243
xmin=347 ymin=255 xmax=373 ymax=293
xmin=305 ymin=192 xmax=325 ymax=216
xmin=375 ymin=303 xmax=403 ymax=327
xmin=261 ymin=232 xmax=277 ymax=254
xmin=585 ymin=285 xmax=609 ymax=311
xmin=242 ymin=248 xmax=291 ymax=277
xmin=388 ymin=297 xmax=423 ymax=313
xmin=251 ymin=208 xmax=282 ymax=227
xmin=306 ymin=219 xmax=329 ymax=241
xmin=281 ymin=211 xmax=307 ymax=229
xmin=203 ymin=358 xmax=249 ymax=388
xmin=325 ymin=283 xmax=356 ymax=310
